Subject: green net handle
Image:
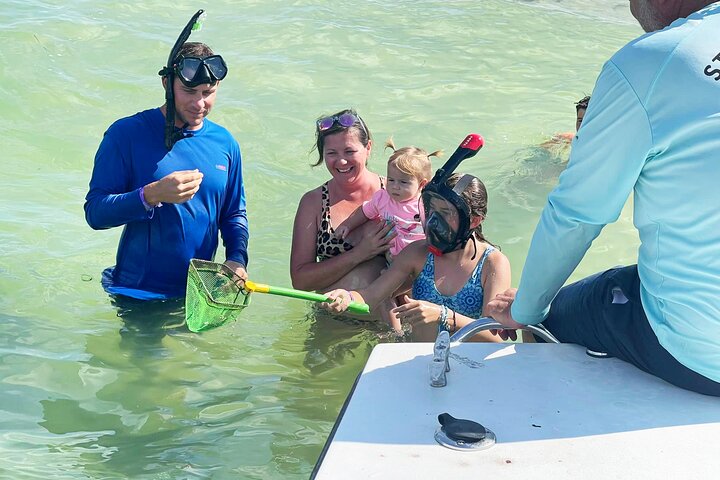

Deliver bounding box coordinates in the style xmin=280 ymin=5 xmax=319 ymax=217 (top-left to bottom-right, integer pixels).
xmin=264 ymin=285 xmax=370 ymax=314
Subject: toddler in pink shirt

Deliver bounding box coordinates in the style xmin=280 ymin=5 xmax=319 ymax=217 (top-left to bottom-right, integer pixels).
xmin=336 ymin=139 xmax=439 ymax=263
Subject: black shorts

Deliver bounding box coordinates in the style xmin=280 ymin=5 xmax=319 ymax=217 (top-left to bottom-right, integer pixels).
xmin=541 ymin=265 xmax=720 ymax=396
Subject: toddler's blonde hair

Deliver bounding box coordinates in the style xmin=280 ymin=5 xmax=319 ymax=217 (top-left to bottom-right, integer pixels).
xmin=384 ymin=137 xmax=440 ymax=182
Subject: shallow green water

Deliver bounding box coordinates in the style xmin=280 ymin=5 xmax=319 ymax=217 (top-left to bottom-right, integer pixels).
xmin=1 ymin=1 xmax=641 ymax=478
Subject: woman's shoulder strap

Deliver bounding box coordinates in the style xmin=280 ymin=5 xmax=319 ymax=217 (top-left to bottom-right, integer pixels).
xmin=320 ymin=181 xmax=330 ymax=210
xmin=475 ymin=245 xmax=495 ymax=273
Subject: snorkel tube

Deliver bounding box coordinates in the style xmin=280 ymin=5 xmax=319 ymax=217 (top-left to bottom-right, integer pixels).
xmin=160 ymin=9 xmax=206 ymax=150
xmin=431 ymin=134 xmax=484 ymax=185
xmin=422 ymin=134 xmax=484 ymax=256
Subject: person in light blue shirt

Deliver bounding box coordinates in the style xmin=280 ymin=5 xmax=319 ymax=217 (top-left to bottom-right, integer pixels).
xmin=488 ymin=0 xmax=720 ymax=396
xmin=85 ymin=30 xmax=248 ymax=300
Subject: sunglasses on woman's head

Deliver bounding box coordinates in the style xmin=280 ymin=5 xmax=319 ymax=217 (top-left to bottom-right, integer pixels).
xmin=175 ymin=55 xmax=228 ymax=87
xmin=316 ymin=112 xmax=363 ymax=132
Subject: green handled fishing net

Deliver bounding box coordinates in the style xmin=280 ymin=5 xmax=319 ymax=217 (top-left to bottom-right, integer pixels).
xmin=185 ymin=259 xmax=250 ymax=332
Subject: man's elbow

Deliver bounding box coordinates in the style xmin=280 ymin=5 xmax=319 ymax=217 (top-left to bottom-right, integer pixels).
xmin=84 ymin=204 xmax=108 ymax=230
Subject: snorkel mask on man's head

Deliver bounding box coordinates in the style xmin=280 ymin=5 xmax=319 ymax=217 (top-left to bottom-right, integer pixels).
xmin=160 ymin=53 xmax=227 ymax=88
xmin=158 ymin=10 xmax=228 ymax=150
xmin=421 ymin=134 xmax=484 ymax=256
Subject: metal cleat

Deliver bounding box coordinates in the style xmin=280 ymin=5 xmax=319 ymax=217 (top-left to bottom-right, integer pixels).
xmin=430 ymin=330 xmax=451 ymax=387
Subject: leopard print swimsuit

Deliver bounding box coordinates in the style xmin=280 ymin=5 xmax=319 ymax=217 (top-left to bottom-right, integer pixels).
xmin=315 ymin=178 xmax=384 ymax=261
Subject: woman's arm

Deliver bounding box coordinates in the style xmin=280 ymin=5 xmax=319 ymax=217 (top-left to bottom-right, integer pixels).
xmin=290 ymin=190 xmax=394 ymax=291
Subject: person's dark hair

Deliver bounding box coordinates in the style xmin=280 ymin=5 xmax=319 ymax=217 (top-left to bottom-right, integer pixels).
xmin=445 ymin=173 xmax=497 ymax=248
xmin=176 ymin=42 xmax=214 ymax=60
xmin=575 ymin=95 xmax=591 ymax=112
xmin=311 ymin=108 xmax=372 ymax=167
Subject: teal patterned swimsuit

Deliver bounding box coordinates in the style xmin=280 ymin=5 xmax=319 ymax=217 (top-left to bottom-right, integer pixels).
xmin=411 ymin=246 xmax=495 ymax=323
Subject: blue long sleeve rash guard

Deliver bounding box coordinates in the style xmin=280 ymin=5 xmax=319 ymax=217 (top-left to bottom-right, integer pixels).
xmin=512 ymin=4 xmax=720 ymax=381
xmin=84 ymin=108 xmax=249 ymax=299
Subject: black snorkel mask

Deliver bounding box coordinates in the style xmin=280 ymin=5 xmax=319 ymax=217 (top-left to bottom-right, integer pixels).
xmin=158 ymin=10 xmax=227 ymax=150
xmin=420 ymin=134 xmax=484 ymax=256
xmin=163 ymin=55 xmax=227 ymax=88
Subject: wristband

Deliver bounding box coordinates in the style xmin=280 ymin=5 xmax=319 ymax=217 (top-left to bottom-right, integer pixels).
xmin=139 ymin=186 xmax=152 ymax=211
xmin=451 ymin=309 xmax=457 ymax=332
xmin=139 ymin=186 xmax=162 ymax=211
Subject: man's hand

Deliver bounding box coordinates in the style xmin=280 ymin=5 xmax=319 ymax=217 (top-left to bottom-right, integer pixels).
xmin=143 ymin=169 xmax=204 ymax=205
xmin=224 ymin=260 xmax=247 ymax=283
xmin=486 ymin=288 xmax=525 ymax=341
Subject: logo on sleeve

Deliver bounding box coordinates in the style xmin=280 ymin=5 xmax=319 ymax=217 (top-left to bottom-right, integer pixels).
xmin=704 ymin=52 xmax=720 ymax=81
xmin=215 ymin=164 xmax=227 ymax=171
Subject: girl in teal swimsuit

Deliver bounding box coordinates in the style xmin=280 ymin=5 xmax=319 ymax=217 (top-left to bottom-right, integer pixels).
xmin=323 ymin=173 xmax=511 ymax=342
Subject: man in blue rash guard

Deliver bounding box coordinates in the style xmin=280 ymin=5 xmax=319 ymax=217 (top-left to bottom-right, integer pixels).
xmin=488 ymin=0 xmax=720 ymax=396
xmin=84 ymin=41 xmax=248 ymax=300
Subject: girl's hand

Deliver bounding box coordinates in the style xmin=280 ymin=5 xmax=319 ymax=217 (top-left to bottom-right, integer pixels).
xmin=391 ymin=295 xmax=443 ymax=326
xmin=321 ymin=289 xmax=353 ymax=313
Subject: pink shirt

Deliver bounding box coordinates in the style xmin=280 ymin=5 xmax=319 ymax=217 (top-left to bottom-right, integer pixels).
xmin=362 ymin=189 xmax=425 ymax=256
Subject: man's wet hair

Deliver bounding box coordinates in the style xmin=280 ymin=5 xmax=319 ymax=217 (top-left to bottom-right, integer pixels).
xmin=176 ymin=42 xmax=214 ymax=60
xmin=575 ymin=95 xmax=591 ymax=112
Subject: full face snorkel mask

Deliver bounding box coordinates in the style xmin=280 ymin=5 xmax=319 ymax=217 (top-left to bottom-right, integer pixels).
xmin=158 ymin=10 xmax=227 ymax=150
xmin=421 ymin=134 xmax=484 ymax=256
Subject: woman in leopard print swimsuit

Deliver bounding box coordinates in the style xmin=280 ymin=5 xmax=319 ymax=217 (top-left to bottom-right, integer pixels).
xmin=291 ymin=109 xmax=396 ymax=323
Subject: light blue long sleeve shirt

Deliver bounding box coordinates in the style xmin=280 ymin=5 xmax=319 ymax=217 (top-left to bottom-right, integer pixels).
xmin=512 ymin=3 xmax=720 ymax=381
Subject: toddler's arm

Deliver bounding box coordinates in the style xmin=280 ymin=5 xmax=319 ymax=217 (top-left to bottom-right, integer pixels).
xmin=335 ymin=205 xmax=371 ymax=240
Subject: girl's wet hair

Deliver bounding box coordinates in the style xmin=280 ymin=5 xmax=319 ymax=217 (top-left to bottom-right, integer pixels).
xmin=384 ymin=137 xmax=439 ymax=182
xmin=445 ymin=173 xmax=496 ymax=248
xmin=311 ymin=108 xmax=371 ymax=167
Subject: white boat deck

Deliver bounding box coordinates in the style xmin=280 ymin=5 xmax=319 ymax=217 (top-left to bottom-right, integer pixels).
xmin=313 ymin=343 xmax=720 ymax=479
